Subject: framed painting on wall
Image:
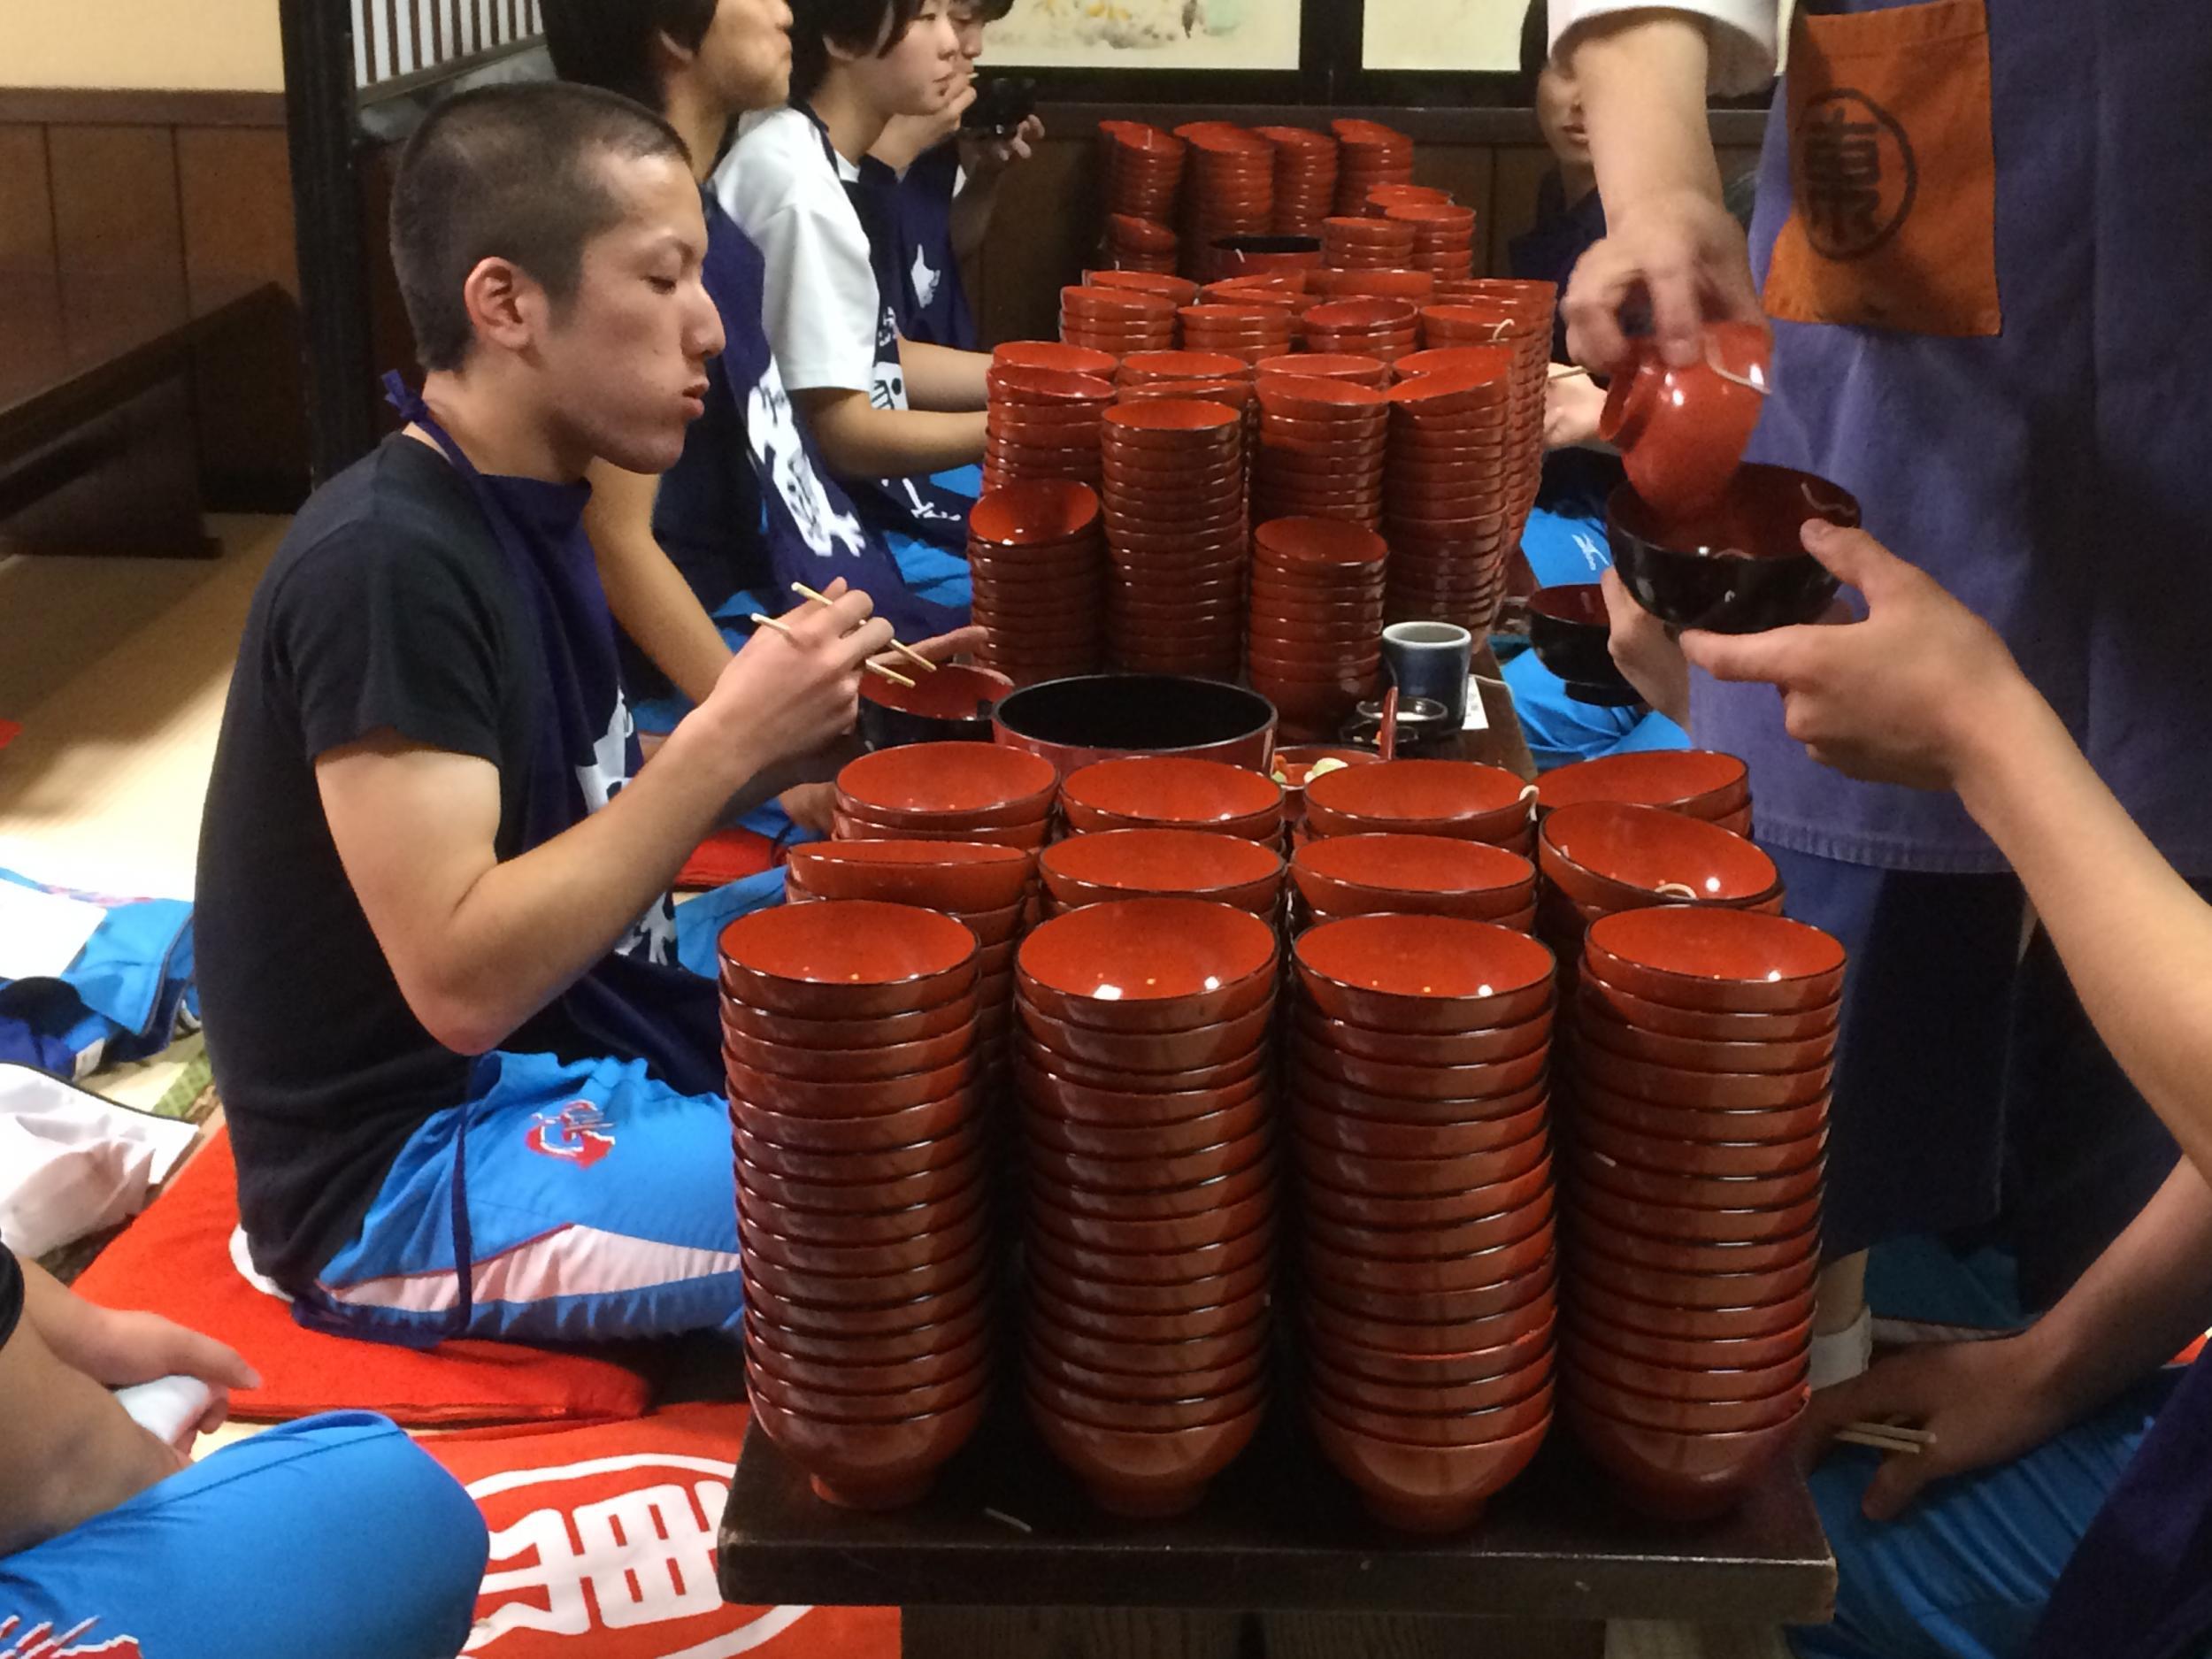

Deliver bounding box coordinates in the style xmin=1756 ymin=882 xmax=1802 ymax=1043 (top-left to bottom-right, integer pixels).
xmin=1360 ymin=0 xmax=1525 ymax=73
xmin=986 ymin=0 xmax=1306 ymax=73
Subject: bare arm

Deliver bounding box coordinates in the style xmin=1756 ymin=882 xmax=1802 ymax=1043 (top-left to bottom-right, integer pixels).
xmin=949 ymin=117 xmax=1045 ymax=265
xmin=899 ymin=340 xmax=992 ymax=413
xmin=1561 ymin=14 xmax=1763 ymax=368
xmin=1804 ymin=1162 xmax=2212 ymax=1519
xmin=316 ymin=591 xmax=893 ymax=1055
xmin=584 ymin=461 xmax=734 ymax=709
xmin=1685 ymin=526 xmax=2212 ymax=1176
xmin=795 ymin=386 xmax=987 ymax=480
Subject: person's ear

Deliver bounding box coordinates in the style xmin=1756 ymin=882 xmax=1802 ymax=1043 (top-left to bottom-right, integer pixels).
xmin=823 ymin=31 xmax=868 ymax=67
xmin=651 ymin=25 xmax=697 ymax=78
xmin=460 ymin=257 xmax=548 ymax=357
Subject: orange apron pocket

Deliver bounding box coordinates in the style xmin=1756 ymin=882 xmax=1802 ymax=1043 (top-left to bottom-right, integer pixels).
xmin=1763 ymin=0 xmax=2001 ymax=336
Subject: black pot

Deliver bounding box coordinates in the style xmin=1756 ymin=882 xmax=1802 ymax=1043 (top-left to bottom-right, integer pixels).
xmin=1527 ymin=584 xmax=1643 ymax=708
xmin=995 ymin=674 xmax=1278 ymax=779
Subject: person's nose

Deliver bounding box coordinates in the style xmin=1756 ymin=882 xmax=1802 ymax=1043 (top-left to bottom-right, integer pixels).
xmin=690 ymin=284 xmax=726 ymax=361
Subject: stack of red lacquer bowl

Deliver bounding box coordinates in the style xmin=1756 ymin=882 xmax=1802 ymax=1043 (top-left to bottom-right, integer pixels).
xmin=1561 ymin=905 xmax=1840 ymax=1519
xmin=1257 ymin=351 xmax=1390 ymax=389
xmin=1303 ymin=297 xmax=1423 ymax=367
xmin=966 ymin=480 xmax=1108 ymax=687
xmin=1246 ymin=515 xmax=1390 ymax=741
xmin=1063 ymin=284 xmax=1179 ymax=357
xmin=1533 ymin=801 xmax=1784 ymax=987
xmin=1015 ymin=897 xmax=1281 ymax=1518
xmin=1383 ymin=357 xmax=1517 ymax=630
xmin=1099 ymin=120 xmax=1185 ymax=225
xmin=1387 ymin=202 xmax=1479 ymax=281
xmin=983 ymin=363 xmax=1115 ymax=493
xmin=1098 ymin=398 xmax=1248 ymax=680
xmin=832 ymin=742 xmax=1058 ymax=855
xmin=1252 ymin=374 xmax=1389 ymax=529
xmin=1302 ymin=760 xmax=1537 ymax=856
xmin=721 ymin=900 xmax=992 ymax=1510
xmin=1175 ymin=123 xmax=1277 ymax=280
xmin=1179 ymin=303 xmax=1297 ymax=367
xmin=1061 ymin=756 xmax=1286 ymax=844
xmin=1039 ymin=829 xmax=1287 ymax=919
xmin=1291 ymin=834 xmax=1539 ymax=933
xmin=1322 ymin=214 xmax=1417 ymax=272
xmin=1290 ymin=914 xmax=1560 ymax=1532
xmin=1423 ymin=285 xmax=1557 ymax=538
xmin=784 ymin=840 xmax=1040 ymax=1099
xmin=1086 ymin=269 xmax=1200 ymax=309
xmin=994 ymin=339 xmax=1120 ymax=382
xmin=1104 ymin=212 xmax=1180 ymax=275
xmin=1255 ymin=125 xmax=1340 ymax=236
xmin=1534 ymin=751 xmax=1753 ymax=837
xmin=1332 ymin=119 xmax=1416 ymax=216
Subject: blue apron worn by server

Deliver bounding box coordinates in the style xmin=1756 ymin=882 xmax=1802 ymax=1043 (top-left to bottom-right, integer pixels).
xmin=887 ymin=142 xmax=979 ymax=351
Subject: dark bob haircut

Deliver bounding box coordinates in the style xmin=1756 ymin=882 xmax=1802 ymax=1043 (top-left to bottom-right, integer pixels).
xmin=789 ymin=0 xmax=926 ymax=102
xmin=1520 ymin=0 xmax=1551 ymax=95
xmin=390 ymin=82 xmax=690 ymax=373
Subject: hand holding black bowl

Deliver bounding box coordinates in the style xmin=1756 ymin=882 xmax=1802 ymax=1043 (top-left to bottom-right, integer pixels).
xmin=1608 ymin=465 xmax=1860 ymax=635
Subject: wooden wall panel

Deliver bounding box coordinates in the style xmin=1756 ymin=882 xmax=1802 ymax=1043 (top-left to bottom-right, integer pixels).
xmin=46 ymin=124 xmax=185 ymax=294
xmin=1484 ymin=146 xmax=1555 ymax=280
xmin=178 ymin=127 xmax=300 ymax=299
xmin=0 ymin=125 xmax=55 ymax=271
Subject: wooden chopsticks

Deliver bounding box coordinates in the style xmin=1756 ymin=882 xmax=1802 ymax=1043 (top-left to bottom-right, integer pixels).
xmin=1834 ymin=1421 xmax=1937 ymax=1457
xmin=749 ymin=614 xmax=916 ymax=688
xmin=789 ymin=582 xmax=939 ymax=674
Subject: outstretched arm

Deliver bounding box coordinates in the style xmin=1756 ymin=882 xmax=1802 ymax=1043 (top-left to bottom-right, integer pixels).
xmin=1804 ymin=1161 xmax=2212 ymax=1519
xmin=1555 ymin=7 xmax=1772 ymax=368
xmin=1685 ymin=524 xmax=2212 ymax=1177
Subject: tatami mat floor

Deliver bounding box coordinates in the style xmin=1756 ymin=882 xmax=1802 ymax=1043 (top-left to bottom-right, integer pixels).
xmin=0 ymin=517 xmax=1793 ymax=1658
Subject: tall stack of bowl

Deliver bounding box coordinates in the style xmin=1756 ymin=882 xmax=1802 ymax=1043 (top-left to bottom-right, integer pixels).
xmin=1321 ymin=214 xmax=1417 ymax=272
xmin=1039 ymin=828 xmax=1287 ymax=919
xmin=1533 ymin=802 xmax=1784 ymax=986
xmin=1015 ymin=897 xmax=1281 ymax=1517
xmin=1534 ymin=750 xmax=1752 ymax=836
xmin=783 ymin=839 xmax=1040 ymax=1111
xmin=1063 ymin=284 xmax=1179 ymax=357
xmin=1104 ymin=212 xmax=1180 ymax=275
xmin=1252 ymin=374 xmax=1389 ymax=530
xmin=1423 ymin=283 xmax=1557 ymax=541
xmin=1331 ymin=119 xmax=1416 ymax=215
xmin=1097 ymin=399 xmax=1248 ymax=680
xmin=1303 ymin=297 xmax=1423 ymax=367
xmin=1291 ymin=833 xmax=1538 ymax=933
xmin=1302 ymin=760 xmax=1538 ymax=857
xmin=1387 ymin=202 xmax=1479 ymax=281
xmin=1061 ymin=756 xmax=1286 ymax=845
xmin=994 ymin=339 xmax=1119 ymax=381
xmin=1099 ymin=120 xmax=1184 ymax=226
xmin=832 ymin=744 xmax=1059 ymax=1075
xmin=982 ymin=364 xmax=1114 ymax=493
xmin=1085 ymin=269 xmax=1199 ymax=309
xmin=1383 ymin=357 xmax=1519 ymax=630
xmin=1256 ymin=125 xmax=1340 ymax=236
xmin=965 ymin=480 xmax=1108 ymax=687
xmin=1561 ymin=905 xmax=1841 ymax=1519
xmin=1175 ymin=124 xmax=1277 ymax=280
xmin=720 ymin=901 xmax=992 ymax=1510
xmin=1246 ymin=516 xmax=1389 ymax=741
xmin=1179 ymin=302 xmax=1297 ymax=366
xmin=1288 ymin=914 xmax=1560 ymax=1532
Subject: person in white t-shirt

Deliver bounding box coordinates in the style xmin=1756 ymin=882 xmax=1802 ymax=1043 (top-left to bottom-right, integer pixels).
xmin=714 ymin=0 xmax=992 ymax=550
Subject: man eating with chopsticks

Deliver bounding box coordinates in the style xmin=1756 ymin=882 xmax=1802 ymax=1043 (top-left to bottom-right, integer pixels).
xmin=195 ymin=82 xmax=900 ymax=1348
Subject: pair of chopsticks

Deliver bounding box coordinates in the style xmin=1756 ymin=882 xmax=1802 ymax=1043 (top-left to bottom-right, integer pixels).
xmin=749 ymin=582 xmax=940 ymax=689
xmin=1834 ymin=1420 xmax=1937 ymax=1457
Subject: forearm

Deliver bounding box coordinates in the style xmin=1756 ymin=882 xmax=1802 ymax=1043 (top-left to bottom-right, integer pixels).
xmin=2023 ymin=1160 xmax=2212 ymax=1422
xmin=405 ymin=723 xmax=758 ymax=1051
xmin=585 ymin=465 xmax=734 ymax=708
xmin=1571 ymin=17 xmax=1726 ymax=212
xmin=899 ymin=341 xmax=991 ymax=413
xmin=1956 ymin=686 xmax=2212 ymax=1176
xmin=803 ymin=393 xmax=987 ymax=478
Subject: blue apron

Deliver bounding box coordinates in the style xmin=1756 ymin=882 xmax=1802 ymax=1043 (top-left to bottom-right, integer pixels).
xmin=887 ymin=142 xmax=978 ymax=350
xmin=795 ymin=103 xmax=978 ymax=553
xmin=649 ymin=189 xmax=961 ymax=643
xmin=303 ymin=380 xmax=720 ymax=1347
xmin=1707 ymin=0 xmax=2212 ymax=880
